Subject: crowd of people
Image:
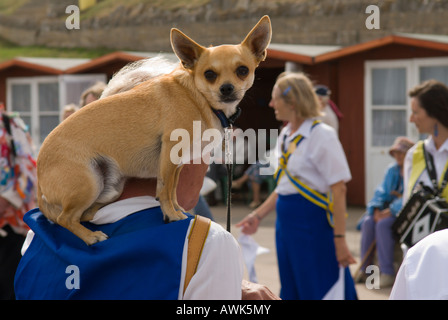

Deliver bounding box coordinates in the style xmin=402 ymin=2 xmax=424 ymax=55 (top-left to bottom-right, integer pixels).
xmin=0 ymin=56 xmax=447 ymax=300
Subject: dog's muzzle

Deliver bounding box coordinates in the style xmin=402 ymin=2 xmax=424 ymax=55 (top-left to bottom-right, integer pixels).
xmin=220 ymin=83 xmax=238 ymax=103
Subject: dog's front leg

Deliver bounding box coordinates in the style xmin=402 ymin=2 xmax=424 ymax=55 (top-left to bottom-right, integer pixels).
xmin=157 ymin=143 xmax=187 ymax=223
xmin=171 ymin=163 xmax=185 ymax=212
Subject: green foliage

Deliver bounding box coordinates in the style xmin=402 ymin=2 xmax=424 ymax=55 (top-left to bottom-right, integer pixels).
xmin=81 ymin=0 xmax=210 ymax=19
xmin=0 ymin=37 xmax=113 ymax=62
xmin=0 ymin=0 xmax=30 ymax=15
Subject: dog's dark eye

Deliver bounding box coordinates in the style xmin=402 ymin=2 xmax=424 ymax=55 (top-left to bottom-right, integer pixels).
xmin=236 ymin=66 xmax=249 ymax=77
xmin=204 ymin=70 xmax=217 ymax=81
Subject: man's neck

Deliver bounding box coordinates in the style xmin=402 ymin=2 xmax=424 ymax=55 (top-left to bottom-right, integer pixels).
xmin=117 ymin=178 xmax=157 ymax=201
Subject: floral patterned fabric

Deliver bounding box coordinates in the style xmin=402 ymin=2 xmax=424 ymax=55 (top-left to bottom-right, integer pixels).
xmin=0 ymin=112 xmax=37 ymax=236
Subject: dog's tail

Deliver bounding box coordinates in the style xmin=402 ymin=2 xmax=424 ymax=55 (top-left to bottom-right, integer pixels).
xmin=101 ymin=56 xmax=177 ymax=98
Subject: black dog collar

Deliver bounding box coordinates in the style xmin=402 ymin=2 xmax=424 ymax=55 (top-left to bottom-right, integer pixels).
xmin=211 ymin=106 xmax=242 ymax=129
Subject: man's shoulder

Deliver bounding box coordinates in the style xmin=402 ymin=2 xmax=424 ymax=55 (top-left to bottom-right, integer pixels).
xmin=205 ymin=220 xmax=239 ymax=247
xmin=207 ymin=220 xmax=232 ymax=237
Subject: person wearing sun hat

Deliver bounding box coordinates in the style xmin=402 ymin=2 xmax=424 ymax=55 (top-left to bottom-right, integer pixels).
xmin=357 ymin=136 xmax=414 ymax=287
xmin=389 ymin=136 xmax=415 ymax=157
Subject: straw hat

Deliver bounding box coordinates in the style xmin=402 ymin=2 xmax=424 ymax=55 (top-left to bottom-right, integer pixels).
xmin=389 ymin=136 xmax=414 ymax=156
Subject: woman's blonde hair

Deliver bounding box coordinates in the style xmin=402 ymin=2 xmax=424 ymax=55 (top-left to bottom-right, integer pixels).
xmin=79 ymin=81 xmax=106 ymax=107
xmin=276 ymin=72 xmax=322 ymax=119
xmin=60 ymin=103 xmax=79 ymax=121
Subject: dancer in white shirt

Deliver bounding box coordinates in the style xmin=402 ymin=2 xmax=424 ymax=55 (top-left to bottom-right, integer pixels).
xmin=237 ymin=72 xmax=357 ymax=300
xmin=390 ymin=79 xmax=448 ymax=300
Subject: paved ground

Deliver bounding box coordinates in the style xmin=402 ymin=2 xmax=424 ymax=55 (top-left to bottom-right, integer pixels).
xmin=209 ymin=200 xmax=394 ymax=300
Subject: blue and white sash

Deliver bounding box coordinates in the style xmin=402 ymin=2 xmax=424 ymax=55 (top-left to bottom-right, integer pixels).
xmin=274 ymin=120 xmax=334 ymax=226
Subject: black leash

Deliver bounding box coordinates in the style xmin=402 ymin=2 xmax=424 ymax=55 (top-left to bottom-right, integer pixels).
xmin=225 ymin=161 xmax=233 ymax=232
xmin=211 ymin=107 xmax=241 ymax=232
xmin=422 ymin=143 xmax=448 ymax=197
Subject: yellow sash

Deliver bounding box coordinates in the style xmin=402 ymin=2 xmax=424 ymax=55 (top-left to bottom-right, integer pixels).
xmin=409 ymin=141 xmax=448 ymax=199
xmin=183 ymin=215 xmax=210 ymax=296
xmin=274 ymin=120 xmax=335 ymax=227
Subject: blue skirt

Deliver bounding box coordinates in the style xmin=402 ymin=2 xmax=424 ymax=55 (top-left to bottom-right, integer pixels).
xmin=276 ymin=193 xmax=357 ymax=300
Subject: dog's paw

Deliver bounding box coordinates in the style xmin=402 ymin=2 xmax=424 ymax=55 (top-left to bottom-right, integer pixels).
xmin=85 ymin=231 xmax=109 ymax=246
xmin=164 ymin=210 xmax=187 ymax=223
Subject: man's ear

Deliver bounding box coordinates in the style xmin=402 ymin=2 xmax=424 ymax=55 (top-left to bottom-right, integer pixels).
xmin=171 ymin=29 xmax=205 ymax=69
xmin=241 ymin=15 xmax=272 ymax=63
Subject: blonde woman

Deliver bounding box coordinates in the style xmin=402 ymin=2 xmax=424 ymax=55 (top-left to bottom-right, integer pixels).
xmin=237 ymin=72 xmax=357 ymax=300
xmin=61 ymin=103 xmax=79 ymax=121
xmin=79 ymin=81 xmax=106 ymax=107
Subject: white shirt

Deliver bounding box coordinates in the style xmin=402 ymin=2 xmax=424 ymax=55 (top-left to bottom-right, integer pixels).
xmin=390 ymin=229 xmax=448 ymax=300
xmin=275 ymin=119 xmax=351 ymax=195
xmin=402 ymin=136 xmax=448 ymax=204
xmin=22 ymin=196 xmax=244 ymax=300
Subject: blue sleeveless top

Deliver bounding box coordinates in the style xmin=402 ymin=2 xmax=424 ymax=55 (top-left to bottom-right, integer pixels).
xmin=14 ymin=207 xmax=192 ymax=300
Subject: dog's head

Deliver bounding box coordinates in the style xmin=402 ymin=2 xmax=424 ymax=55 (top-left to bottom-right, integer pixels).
xmin=171 ymin=16 xmax=272 ymax=115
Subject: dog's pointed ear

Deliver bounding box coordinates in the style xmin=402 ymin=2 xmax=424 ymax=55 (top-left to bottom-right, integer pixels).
xmin=171 ymin=28 xmax=205 ymax=70
xmin=241 ymin=15 xmax=272 ymax=63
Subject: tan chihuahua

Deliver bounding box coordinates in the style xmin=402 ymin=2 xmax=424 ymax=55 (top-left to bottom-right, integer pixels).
xmin=37 ymin=16 xmax=272 ymax=245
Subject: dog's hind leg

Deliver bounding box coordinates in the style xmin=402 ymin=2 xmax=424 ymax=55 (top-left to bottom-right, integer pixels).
xmin=55 ymin=173 xmax=109 ymax=245
xmin=57 ymin=204 xmax=108 ymax=245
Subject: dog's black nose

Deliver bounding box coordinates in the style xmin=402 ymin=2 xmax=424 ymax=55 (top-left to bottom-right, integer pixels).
xmin=220 ymin=83 xmax=234 ymax=96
